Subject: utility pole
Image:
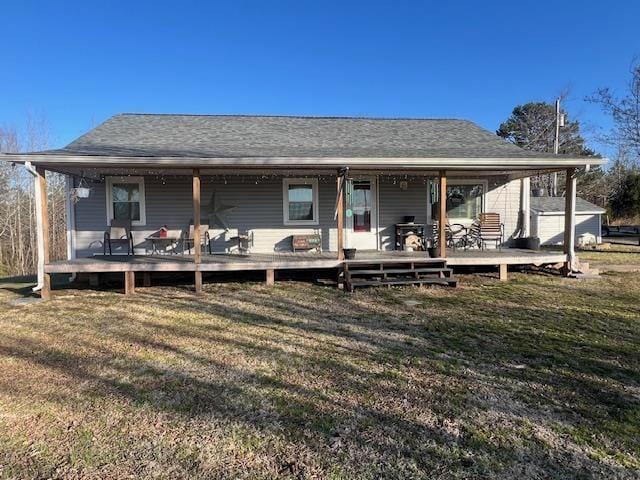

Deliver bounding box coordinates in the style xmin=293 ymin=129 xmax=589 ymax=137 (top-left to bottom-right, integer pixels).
xmin=552 ymin=98 xmax=565 ymax=196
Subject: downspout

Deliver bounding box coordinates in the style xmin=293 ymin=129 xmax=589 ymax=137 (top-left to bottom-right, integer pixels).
xmin=24 ymin=161 xmax=45 ymax=293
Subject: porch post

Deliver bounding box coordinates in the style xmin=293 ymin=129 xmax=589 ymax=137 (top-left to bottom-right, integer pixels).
xmin=563 ymin=168 xmax=577 ymax=273
xmin=336 ymin=170 xmax=345 ymax=260
xmin=35 ymin=166 xmax=51 ymax=300
xmin=438 ymin=171 xmax=447 ymax=258
xmin=193 ymin=168 xmax=203 ymax=293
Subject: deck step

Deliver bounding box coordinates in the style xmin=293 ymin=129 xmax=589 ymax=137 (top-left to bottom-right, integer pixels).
xmin=347 ymin=267 xmax=453 ymax=275
xmin=348 ymin=277 xmax=458 ymax=288
xmin=344 ymin=258 xmax=457 ymax=291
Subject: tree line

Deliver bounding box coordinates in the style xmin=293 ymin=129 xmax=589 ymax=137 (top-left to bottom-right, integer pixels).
xmin=0 ymin=115 xmax=67 ymax=277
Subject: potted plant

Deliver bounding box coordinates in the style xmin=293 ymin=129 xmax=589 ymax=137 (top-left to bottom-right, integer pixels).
xmin=343 ymin=248 xmax=357 ymax=260
xmin=425 ymin=238 xmax=438 ymax=258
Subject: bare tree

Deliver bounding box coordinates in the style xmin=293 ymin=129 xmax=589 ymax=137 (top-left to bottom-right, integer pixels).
xmin=0 ymin=113 xmax=66 ymax=277
xmin=588 ymin=61 xmax=640 ymax=164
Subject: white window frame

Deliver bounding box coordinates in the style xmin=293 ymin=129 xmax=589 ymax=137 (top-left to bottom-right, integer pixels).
xmin=282 ymin=178 xmax=319 ymax=226
xmin=106 ymin=176 xmax=147 ymax=226
xmin=446 ymin=178 xmax=488 ymax=224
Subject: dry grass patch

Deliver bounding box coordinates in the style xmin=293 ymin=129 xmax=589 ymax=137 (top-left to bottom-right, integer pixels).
xmin=0 ymin=261 xmax=639 ymax=479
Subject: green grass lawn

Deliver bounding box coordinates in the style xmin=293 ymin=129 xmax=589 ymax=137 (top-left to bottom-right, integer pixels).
xmin=579 ymin=243 xmax=640 ymax=267
xmin=0 ymin=257 xmax=639 ymax=479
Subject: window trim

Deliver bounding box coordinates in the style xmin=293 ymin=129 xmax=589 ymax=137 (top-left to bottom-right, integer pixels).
xmin=445 ymin=178 xmax=488 ymax=223
xmin=282 ymin=178 xmax=319 ymax=226
xmin=106 ymin=176 xmax=147 ymax=226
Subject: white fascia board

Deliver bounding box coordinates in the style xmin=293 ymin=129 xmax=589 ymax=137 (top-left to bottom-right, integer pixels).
xmin=0 ymin=153 xmax=605 ymax=170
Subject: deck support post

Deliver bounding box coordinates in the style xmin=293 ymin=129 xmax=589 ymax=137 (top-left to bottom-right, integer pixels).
xmin=193 ymin=168 xmax=202 ymax=293
xmin=336 ymin=169 xmax=345 ymax=260
xmin=563 ymin=168 xmax=577 ymax=274
xmin=124 ymin=271 xmax=135 ymax=295
xmin=498 ymin=264 xmax=508 ymax=281
xmin=194 ymin=271 xmax=203 ymax=293
xmin=143 ymin=272 xmax=151 ymax=287
xmin=265 ymin=269 xmax=275 ymax=286
xmin=438 ymin=171 xmax=447 ymax=258
xmin=35 ymin=166 xmax=51 ymax=300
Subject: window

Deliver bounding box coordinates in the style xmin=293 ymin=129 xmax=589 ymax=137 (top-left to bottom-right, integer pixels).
xmin=106 ymin=176 xmax=146 ymax=226
xmin=283 ymin=178 xmax=319 ymax=225
xmin=446 ymin=181 xmax=486 ymax=221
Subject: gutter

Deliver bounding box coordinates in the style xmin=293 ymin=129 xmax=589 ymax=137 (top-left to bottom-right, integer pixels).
xmin=1 ymin=152 xmax=606 ymax=170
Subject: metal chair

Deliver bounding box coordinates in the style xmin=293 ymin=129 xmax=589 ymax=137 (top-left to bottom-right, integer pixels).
xmin=432 ymin=221 xmax=469 ymax=250
xmin=182 ymin=222 xmax=211 ymax=254
xmin=103 ymin=220 xmax=134 ymax=255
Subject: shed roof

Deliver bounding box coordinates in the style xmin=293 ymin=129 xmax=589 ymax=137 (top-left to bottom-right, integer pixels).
xmin=530 ymin=196 xmax=606 ymax=214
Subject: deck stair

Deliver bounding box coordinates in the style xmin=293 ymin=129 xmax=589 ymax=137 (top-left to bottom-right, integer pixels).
xmin=343 ymin=258 xmax=457 ymax=291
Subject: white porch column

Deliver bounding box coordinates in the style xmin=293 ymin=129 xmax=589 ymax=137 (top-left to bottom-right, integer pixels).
xmin=563 ymin=168 xmax=577 ymax=272
xmin=521 ymin=176 xmax=530 ymax=237
xmin=34 ymin=166 xmax=51 ymax=299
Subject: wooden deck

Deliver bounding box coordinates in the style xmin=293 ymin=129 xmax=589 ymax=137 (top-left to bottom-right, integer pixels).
xmin=45 ymin=249 xmax=567 ymax=274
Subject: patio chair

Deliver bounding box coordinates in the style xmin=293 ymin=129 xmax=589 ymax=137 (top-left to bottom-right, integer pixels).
xmin=468 ymin=212 xmax=504 ymax=250
xmin=432 ymin=220 xmax=468 ymax=250
xmin=103 ymin=220 xmax=134 ymax=255
xmin=182 ymin=222 xmax=211 ymax=254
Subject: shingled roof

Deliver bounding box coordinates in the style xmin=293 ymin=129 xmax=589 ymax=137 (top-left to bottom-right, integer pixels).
xmin=46 ymin=114 xmax=567 ymax=159
xmin=3 ymin=113 xmax=603 ymax=170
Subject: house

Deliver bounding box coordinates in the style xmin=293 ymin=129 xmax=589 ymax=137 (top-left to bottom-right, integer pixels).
xmin=531 ymin=196 xmax=605 ymax=246
xmin=0 ymin=114 xmax=604 ymax=298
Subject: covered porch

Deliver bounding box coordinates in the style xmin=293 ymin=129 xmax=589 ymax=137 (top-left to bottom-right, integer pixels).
xmin=28 ymin=164 xmax=579 ymax=297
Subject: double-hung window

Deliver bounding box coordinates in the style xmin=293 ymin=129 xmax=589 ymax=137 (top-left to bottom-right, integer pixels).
xmin=106 ymin=176 xmax=146 ymax=226
xmin=283 ymin=178 xmax=319 ymax=225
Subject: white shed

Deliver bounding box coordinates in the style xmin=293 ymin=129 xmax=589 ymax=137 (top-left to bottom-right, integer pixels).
xmin=530 ymin=196 xmax=605 ymax=246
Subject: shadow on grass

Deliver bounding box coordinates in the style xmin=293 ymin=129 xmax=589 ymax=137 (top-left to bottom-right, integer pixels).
xmin=0 ymin=277 xmax=639 ymax=477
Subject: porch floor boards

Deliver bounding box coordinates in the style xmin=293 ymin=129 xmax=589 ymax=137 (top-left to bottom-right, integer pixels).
xmin=45 ymin=249 xmax=567 ymax=274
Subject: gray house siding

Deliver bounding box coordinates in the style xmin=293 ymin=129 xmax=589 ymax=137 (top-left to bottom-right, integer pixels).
xmin=72 ymin=174 xmax=524 ymax=257
xmin=486 ymin=178 xmax=521 ymax=244
xmin=73 ymin=175 xmax=339 ymax=257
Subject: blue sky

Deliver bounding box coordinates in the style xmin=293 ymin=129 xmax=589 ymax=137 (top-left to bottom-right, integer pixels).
xmin=1 ymin=1 xmax=638 ymax=157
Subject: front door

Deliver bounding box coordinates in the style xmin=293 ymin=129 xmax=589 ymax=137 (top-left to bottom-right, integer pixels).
xmin=347 ymin=177 xmax=378 ymax=250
